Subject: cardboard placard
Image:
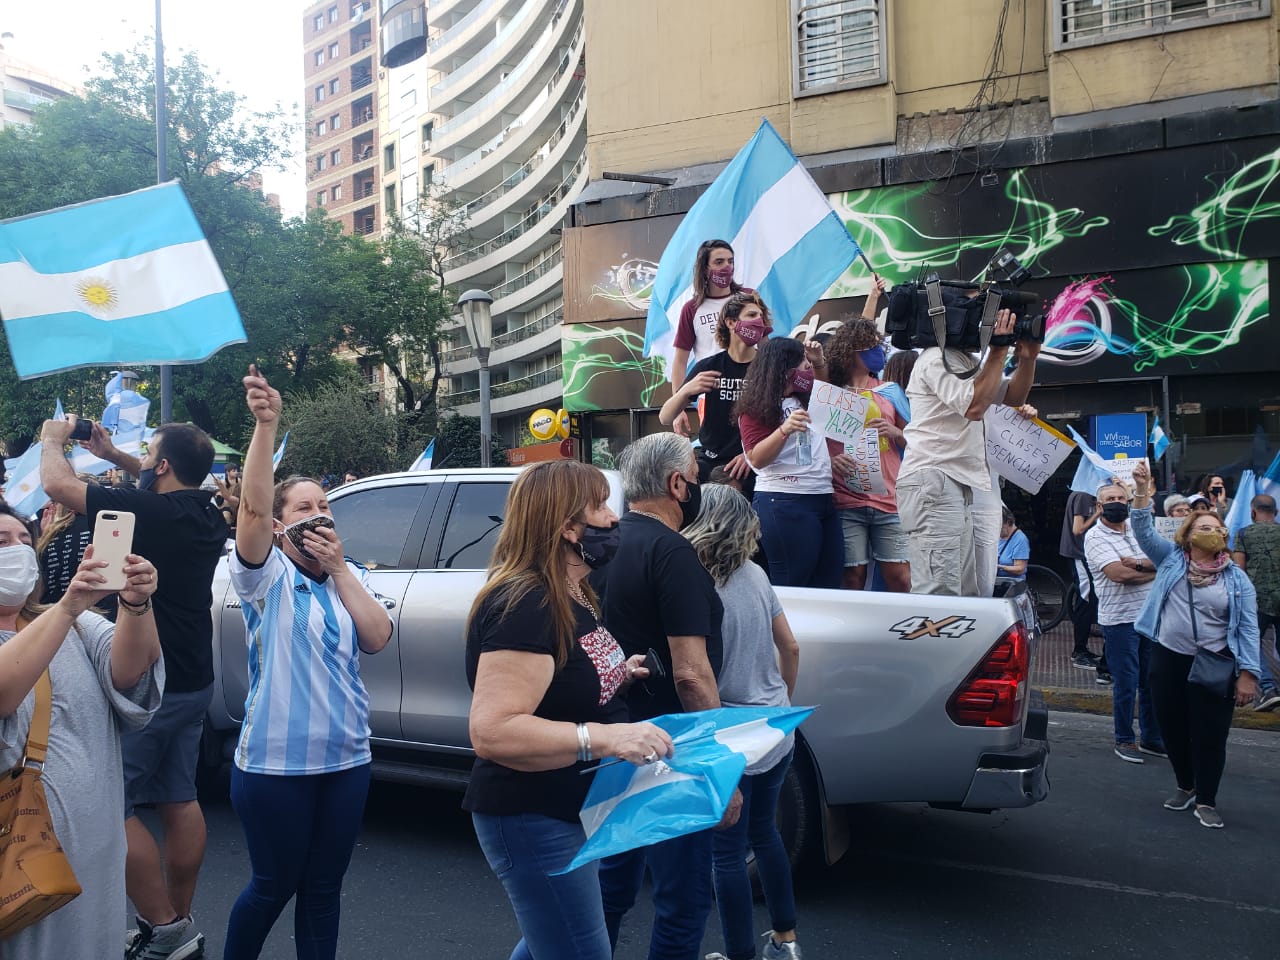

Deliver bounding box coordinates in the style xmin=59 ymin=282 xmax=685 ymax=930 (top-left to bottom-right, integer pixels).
xmin=841 ymin=428 xmax=887 ymax=496
xmin=809 ymin=381 xmax=872 ymax=446
xmin=984 ymin=405 xmax=1077 ymax=494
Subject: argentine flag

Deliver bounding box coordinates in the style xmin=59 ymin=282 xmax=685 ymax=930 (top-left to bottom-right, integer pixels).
xmin=1260 ymin=450 xmax=1280 ymax=501
xmin=3 ymin=441 xmax=48 ymax=518
xmin=557 ymin=705 xmax=814 ymax=874
xmin=1067 ymin=426 xmax=1122 ymax=497
xmin=1224 ymin=471 xmax=1257 ymax=550
xmin=1149 ymin=416 xmax=1170 ymax=461
xmin=0 ymin=182 xmax=247 ymax=379
xmin=409 ymin=438 xmax=434 ymax=472
xmin=643 ymin=120 xmax=861 ymax=373
xmin=272 ymin=432 xmax=289 ymax=474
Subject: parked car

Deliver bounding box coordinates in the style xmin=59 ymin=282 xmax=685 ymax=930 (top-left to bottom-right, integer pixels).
xmin=205 ymin=468 xmax=1049 ymax=866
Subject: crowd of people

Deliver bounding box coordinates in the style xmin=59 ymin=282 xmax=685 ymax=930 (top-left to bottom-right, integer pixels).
xmin=0 ymin=237 xmax=1275 ymax=959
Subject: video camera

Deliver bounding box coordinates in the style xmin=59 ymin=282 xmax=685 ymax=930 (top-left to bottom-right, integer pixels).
xmin=885 ymin=249 xmax=1046 ymax=360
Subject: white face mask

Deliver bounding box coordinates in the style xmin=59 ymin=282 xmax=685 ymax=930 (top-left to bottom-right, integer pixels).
xmin=0 ymin=544 xmax=40 ymax=607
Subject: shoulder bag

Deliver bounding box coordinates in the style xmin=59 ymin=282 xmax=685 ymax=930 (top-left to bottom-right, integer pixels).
xmin=1184 ymin=576 xmax=1237 ymax=700
xmin=0 ymin=670 xmax=81 ymax=939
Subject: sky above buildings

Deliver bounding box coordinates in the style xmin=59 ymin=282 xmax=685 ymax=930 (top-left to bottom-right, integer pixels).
xmin=2 ymin=0 xmax=305 ymax=214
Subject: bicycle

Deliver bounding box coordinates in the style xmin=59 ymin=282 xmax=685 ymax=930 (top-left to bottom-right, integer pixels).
xmin=1023 ymin=563 xmax=1071 ymax=632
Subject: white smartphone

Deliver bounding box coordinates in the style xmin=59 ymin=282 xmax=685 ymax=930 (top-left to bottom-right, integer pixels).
xmin=91 ymin=510 xmax=136 ymax=592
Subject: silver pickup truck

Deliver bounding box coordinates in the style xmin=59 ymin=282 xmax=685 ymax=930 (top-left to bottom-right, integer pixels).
xmin=204 ymin=468 xmax=1049 ymax=866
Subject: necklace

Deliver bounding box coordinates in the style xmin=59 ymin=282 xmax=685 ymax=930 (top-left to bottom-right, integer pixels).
xmin=629 ymin=509 xmax=667 ymax=524
xmin=567 ymin=579 xmax=598 ymax=621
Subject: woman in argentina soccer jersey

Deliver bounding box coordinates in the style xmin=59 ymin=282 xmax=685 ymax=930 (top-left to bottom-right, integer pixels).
xmin=464 ymin=460 xmax=674 ymax=960
xmin=222 ymin=365 xmax=393 ymax=960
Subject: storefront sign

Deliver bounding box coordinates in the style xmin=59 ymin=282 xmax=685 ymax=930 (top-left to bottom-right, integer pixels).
xmin=1091 ymin=413 xmax=1148 ymax=460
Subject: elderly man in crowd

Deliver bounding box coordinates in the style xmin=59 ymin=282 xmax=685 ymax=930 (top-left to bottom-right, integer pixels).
xmin=1085 ymin=482 xmax=1164 ymax=764
xmin=1233 ymin=494 xmax=1280 ymax=712
xmin=595 ymin=432 xmax=740 ymax=960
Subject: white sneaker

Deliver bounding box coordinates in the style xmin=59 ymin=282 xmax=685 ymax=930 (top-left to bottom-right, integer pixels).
xmin=762 ymin=932 xmax=803 ymax=960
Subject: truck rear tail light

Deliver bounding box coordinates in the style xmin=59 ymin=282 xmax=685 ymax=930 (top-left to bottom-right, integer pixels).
xmin=946 ymin=623 xmax=1029 ymax=727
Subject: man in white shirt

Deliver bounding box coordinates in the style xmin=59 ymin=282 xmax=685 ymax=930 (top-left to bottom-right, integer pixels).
xmin=897 ymin=309 xmax=1040 ymax=595
xmin=1084 ymin=482 xmax=1164 ymax=764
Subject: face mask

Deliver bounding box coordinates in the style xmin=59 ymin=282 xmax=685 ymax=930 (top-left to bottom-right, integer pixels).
xmin=1101 ymin=502 xmax=1130 ymax=523
xmin=1190 ymin=529 xmax=1227 ymax=554
xmin=734 ymin=319 xmax=766 ymax=346
xmin=0 ymin=544 xmax=39 ymax=606
xmin=789 ymin=367 xmax=814 ymax=394
xmin=860 ymin=345 xmax=886 ymax=374
xmin=137 ymin=467 xmax=157 ymax=492
xmin=678 ymin=480 xmax=702 ymax=530
xmin=282 ymin=514 xmax=334 ymax=561
xmin=708 ymin=267 xmax=735 ymax=289
xmin=577 ymin=522 xmax=621 ymax=570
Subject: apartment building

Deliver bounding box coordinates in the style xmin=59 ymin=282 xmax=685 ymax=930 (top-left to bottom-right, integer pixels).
xmin=302 ymin=1 xmax=381 ymax=236
xmin=0 ymin=36 xmax=77 ymax=131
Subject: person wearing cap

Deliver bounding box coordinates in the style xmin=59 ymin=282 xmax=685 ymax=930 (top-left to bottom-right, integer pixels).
xmin=1187 ymin=494 xmax=1213 ymax=514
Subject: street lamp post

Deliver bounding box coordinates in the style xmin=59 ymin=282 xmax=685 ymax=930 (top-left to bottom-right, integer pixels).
xmin=458 ymin=289 xmax=495 ymax=468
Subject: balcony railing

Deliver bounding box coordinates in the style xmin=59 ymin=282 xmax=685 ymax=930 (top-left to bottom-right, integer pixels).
xmin=443 ymin=307 xmax=563 ymax=363
xmin=444 ymin=154 xmax=583 ymax=269
xmin=490 ymin=245 xmax=562 ymax=300
xmin=430 ymin=0 xmax=541 ymax=98
xmin=455 ymin=82 xmax=584 ymax=220
xmin=449 ymin=362 xmax=562 ymax=405
xmin=427 ymin=0 xmax=494 ymax=52
xmin=351 ymin=73 xmax=373 ymax=91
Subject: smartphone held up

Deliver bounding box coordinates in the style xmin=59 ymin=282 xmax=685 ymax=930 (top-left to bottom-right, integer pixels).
xmin=91 ymin=511 xmax=136 ymax=592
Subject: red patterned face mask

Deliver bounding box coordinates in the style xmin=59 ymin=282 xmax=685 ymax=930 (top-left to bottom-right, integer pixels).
xmin=708 ymin=267 xmax=735 ymax=288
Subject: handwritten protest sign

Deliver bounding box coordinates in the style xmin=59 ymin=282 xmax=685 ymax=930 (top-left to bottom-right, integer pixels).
xmin=1102 ymin=456 xmax=1148 ymax=490
xmin=842 ymin=428 xmax=887 ymax=496
xmin=1154 ymin=516 xmax=1182 ymax=541
xmin=984 ymin=405 xmax=1076 ymax=494
xmin=808 ymin=381 xmax=872 ymax=447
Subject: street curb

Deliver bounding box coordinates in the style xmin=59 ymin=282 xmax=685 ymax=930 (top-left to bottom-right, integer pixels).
xmin=1042 ymin=687 xmax=1280 ymax=731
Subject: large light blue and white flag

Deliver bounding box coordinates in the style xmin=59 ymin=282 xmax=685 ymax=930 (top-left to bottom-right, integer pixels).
xmin=1259 ymin=450 xmax=1280 ymax=501
xmin=3 ymin=441 xmax=48 ymax=518
xmin=1149 ymin=415 xmax=1170 ymax=461
xmin=67 ymin=425 xmax=154 ymax=477
xmin=557 ymin=705 xmax=815 ymax=875
xmin=409 ymin=438 xmax=435 ymax=472
xmin=1067 ymin=426 xmax=1121 ymax=497
xmin=101 ymin=371 xmax=151 ymax=434
xmin=1224 ymin=470 xmax=1257 ymax=550
xmin=272 ymin=431 xmax=289 ymax=474
xmin=643 ymin=120 xmax=861 ymax=373
xmin=0 ymin=182 xmax=247 ymax=379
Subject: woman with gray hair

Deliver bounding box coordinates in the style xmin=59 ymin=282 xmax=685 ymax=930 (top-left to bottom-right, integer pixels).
xmin=683 ymin=484 xmax=803 ymax=960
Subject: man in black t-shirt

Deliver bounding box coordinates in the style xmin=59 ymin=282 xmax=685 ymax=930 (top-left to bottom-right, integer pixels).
xmin=595 ymin=432 xmax=737 ymax=959
xmin=41 ymin=416 xmax=227 ymax=958
xmin=1060 ymin=488 xmax=1107 ymax=677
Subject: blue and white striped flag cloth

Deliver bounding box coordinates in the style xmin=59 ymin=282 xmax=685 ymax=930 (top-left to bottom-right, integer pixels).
xmin=409 ymin=438 xmax=434 ymax=472
xmin=1259 ymin=450 xmax=1280 ymax=501
xmin=101 ymin=371 xmax=151 ymax=434
xmin=1149 ymin=416 xmax=1170 ymax=461
xmin=872 ymin=381 xmax=911 ymax=424
xmin=1067 ymin=426 xmax=1121 ymax=497
xmin=3 ymin=441 xmax=48 ymax=518
xmin=556 ymin=705 xmax=815 ymax=875
xmin=53 ymin=398 xmax=64 ymax=421
xmin=0 ymin=182 xmax=247 ymax=379
xmin=1224 ymin=470 xmax=1257 ymax=550
xmin=67 ymin=426 xmax=153 ymax=477
xmin=272 ymin=431 xmax=289 ymax=474
xmin=643 ymin=119 xmax=861 ymax=373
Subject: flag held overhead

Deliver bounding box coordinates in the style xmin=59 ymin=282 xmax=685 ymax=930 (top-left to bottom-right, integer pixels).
xmin=0 ymin=182 xmax=247 ymax=379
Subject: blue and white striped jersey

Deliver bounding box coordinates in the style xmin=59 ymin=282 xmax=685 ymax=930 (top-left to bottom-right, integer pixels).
xmin=229 ymin=547 xmax=377 ymax=775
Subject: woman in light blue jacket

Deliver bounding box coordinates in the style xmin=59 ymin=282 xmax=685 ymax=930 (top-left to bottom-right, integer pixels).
xmin=1130 ymin=462 xmax=1260 ymax=829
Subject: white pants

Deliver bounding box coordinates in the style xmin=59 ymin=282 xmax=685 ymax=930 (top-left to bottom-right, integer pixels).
xmin=898 ymin=467 xmax=978 ymax=597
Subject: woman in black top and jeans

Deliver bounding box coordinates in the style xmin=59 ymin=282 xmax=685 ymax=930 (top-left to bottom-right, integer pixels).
xmin=465 ymin=460 xmax=673 ymax=960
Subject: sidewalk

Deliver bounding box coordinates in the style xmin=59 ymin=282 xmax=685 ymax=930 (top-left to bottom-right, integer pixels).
xmin=1033 ymin=621 xmax=1280 ymax=731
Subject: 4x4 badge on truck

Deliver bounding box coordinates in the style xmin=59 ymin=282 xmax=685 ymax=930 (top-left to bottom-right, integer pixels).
xmin=889 ymin=615 xmax=977 ymax=640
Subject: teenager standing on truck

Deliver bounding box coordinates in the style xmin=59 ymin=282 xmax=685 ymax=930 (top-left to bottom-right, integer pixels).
xmin=222 ymin=365 xmax=392 ymax=960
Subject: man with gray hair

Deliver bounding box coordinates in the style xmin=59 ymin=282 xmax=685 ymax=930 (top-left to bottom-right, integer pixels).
xmin=1231 ymin=493 xmax=1280 ymax=711
xmin=596 ymin=431 xmax=738 ymax=960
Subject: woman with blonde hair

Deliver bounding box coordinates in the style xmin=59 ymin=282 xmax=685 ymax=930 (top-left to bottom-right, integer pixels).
xmin=465 ymin=460 xmax=674 ymax=960
xmin=684 ymin=484 xmax=803 ymax=960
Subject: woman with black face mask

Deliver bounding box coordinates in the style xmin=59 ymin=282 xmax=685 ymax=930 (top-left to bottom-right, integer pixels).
xmin=1130 ymin=461 xmax=1261 ymax=830
xmin=464 ymin=460 xmax=673 ymax=960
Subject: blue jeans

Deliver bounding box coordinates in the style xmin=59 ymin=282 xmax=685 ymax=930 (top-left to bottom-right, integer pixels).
xmin=600 ymin=829 xmax=714 ymax=960
xmin=1258 ymin=611 xmax=1276 ymax=691
xmin=753 ymin=491 xmax=842 ymax=588
xmin=224 ymin=764 xmax=370 ymax=960
xmin=1102 ymin=623 xmax=1161 ymax=746
xmin=711 ymin=751 xmax=796 ymax=960
xmin=471 ymin=813 xmax=611 ymax=960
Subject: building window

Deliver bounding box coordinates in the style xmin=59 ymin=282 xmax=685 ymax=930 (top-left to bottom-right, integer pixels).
xmin=330 ymin=78 xmax=340 ymax=94
xmin=315 ymin=85 xmax=325 ymax=103
xmin=314 ymin=50 xmax=325 ymax=67
xmin=331 ymin=149 xmax=342 ymax=165
xmin=317 ymin=190 xmax=327 ymax=206
xmin=329 ymin=42 xmax=340 ymax=59
xmin=362 ymin=213 xmax=375 ymax=234
xmin=329 ymin=6 xmax=339 ymax=23
xmin=385 ymin=184 xmax=397 ymax=211
xmin=317 ymin=119 xmax=328 ymax=136
xmin=423 ymin=162 xmax=434 ymax=186
xmin=314 ymin=14 xmax=324 ymax=32
xmin=421 ymin=120 xmax=433 ymax=144
xmin=332 ymin=184 xmax=343 ymax=201
xmin=792 ymin=0 xmax=886 ymax=96
xmin=384 ymin=143 xmax=396 ymax=172
xmin=1058 ymin=0 xmax=1266 ymax=47
xmin=317 ymin=155 xmax=328 ymax=171
xmin=331 ymin=113 xmax=342 ymax=130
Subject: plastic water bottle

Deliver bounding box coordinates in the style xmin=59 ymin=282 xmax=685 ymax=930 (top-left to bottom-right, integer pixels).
xmin=795 ymin=426 xmax=812 ymax=466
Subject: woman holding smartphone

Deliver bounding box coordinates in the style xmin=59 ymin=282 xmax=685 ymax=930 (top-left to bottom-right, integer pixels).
xmin=222 ymin=365 xmax=393 ymax=960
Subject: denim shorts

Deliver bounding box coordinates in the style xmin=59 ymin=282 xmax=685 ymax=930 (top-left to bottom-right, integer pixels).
xmin=839 ymin=506 xmax=909 ymax=566
xmin=122 ymin=683 xmax=213 ymax=815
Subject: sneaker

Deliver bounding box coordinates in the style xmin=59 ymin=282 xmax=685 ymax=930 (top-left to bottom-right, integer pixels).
xmin=762 ymin=934 xmax=803 ymax=960
xmin=1163 ymin=788 xmax=1196 ymax=811
xmin=1095 ymin=667 xmax=1113 ymax=685
xmin=125 ymin=919 xmax=152 ymax=960
xmin=1194 ymin=805 xmax=1225 ymax=829
xmin=135 ymin=917 xmax=204 ymax=960
xmin=1071 ymin=651 xmax=1099 ymax=669
xmin=705 ymin=954 xmax=729 ymax=960
xmin=1114 ymin=742 xmax=1144 ymax=763
xmin=1138 ymin=741 xmax=1168 ymax=759
xmin=1255 ymin=688 xmax=1280 ymax=712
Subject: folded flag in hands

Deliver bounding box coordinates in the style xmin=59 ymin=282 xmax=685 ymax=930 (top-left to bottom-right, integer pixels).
xmin=557 ymin=705 xmax=815 ymax=875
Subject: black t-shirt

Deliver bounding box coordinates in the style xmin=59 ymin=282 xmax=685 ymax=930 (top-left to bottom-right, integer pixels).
xmin=462 ymin=585 xmax=630 ymax=822
xmin=1059 ymin=491 xmax=1095 ymax=561
xmin=596 ymin=513 xmax=723 ymax=721
xmin=689 ymin=351 xmax=752 ymax=466
xmin=39 ymin=514 xmax=118 ymax=620
xmin=84 ymin=485 xmax=229 ymax=693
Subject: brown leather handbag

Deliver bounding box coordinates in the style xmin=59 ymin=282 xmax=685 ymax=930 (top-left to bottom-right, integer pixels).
xmin=0 ymin=670 xmax=81 ymax=939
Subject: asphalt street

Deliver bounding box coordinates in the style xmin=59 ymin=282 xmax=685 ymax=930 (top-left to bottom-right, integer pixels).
xmin=178 ymin=711 xmax=1279 ymax=959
